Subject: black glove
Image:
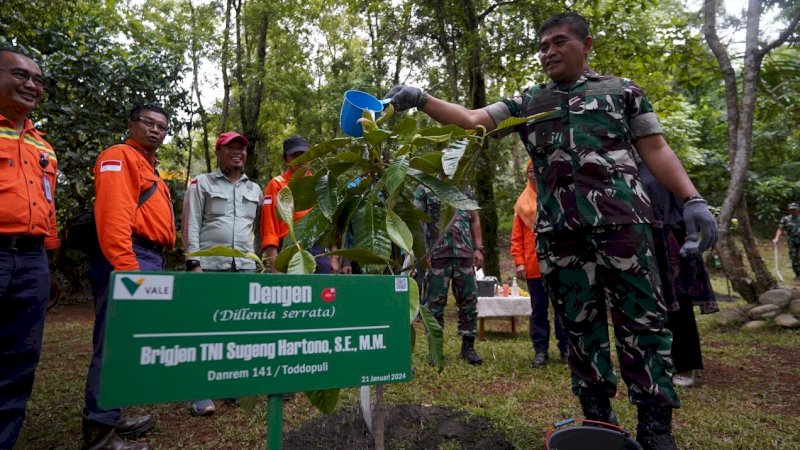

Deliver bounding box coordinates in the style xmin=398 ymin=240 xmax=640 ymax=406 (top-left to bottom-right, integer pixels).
xmin=680 ymin=198 xmax=717 ymax=257
xmin=384 ymin=85 xmax=428 ymax=112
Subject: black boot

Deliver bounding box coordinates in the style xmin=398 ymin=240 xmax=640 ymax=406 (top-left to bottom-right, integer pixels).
xmin=114 ymin=415 xmax=155 ymax=439
xmin=636 ymin=405 xmax=677 ymax=450
xmin=460 ymin=336 xmax=483 ymax=365
xmin=579 ymin=395 xmax=619 ymax=425
xmin=82 ymin=416 xmax=153 ymax=450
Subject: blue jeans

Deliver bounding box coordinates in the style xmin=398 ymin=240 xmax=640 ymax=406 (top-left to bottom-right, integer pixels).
xmin=0 ymin=245 xmax=49 ymax=449
xmin=527 ymin=278 xmax=567 ymax=355
xmin=84 ymin=243 xmax=164 ymax=426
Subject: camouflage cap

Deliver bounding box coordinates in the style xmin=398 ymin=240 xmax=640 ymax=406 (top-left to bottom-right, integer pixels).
xmin=789 ymin=202 xmax=799 ymax=210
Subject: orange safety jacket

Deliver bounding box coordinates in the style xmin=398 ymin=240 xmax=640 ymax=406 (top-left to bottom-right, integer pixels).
xmin=260 ymin=167 xmax=311 ymax=250
xmin=94 ymin=139 xmax=175 ymax=271
xmin=0 ymin=113 xmax=59 ymax=250
xmin=510 ymin=213 xmax=541 ymax=279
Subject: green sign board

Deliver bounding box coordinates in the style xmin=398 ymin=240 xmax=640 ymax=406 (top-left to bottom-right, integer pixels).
xmin=99 ymin=272 xmax=412 ymax=408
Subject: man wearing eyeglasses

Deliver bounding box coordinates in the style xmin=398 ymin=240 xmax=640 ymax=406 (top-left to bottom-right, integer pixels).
xmin=181 ymin=131 xmax=262 ymax=416
xmin=0 ymin=47 xmax=59 ymax=450
xmin=82 ymin=104 xmax=175 ymax=450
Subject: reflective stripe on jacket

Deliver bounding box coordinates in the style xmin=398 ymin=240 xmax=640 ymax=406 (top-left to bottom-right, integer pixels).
xmin=0 ymin=114 xmax=59 ymax=249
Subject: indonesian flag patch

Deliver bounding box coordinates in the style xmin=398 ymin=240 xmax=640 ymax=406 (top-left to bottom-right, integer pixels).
xmin=263 ymin=195 xmax=273 ymax=205
xmin=100 ymin=160 xmax=123 ymax=172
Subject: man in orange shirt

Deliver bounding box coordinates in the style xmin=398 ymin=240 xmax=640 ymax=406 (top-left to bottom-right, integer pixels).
xmin=510 ymin=161 xmax=566 ymax=368
xmin=82 ymin=104 xmax=175 ymax=450
xmin=0 ymin=47 xmax=59 ymax=450
xmin=260 ymin=135 xmax=335 ymax=273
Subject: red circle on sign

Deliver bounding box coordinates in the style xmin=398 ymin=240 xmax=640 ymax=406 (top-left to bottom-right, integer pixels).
xmin=321 ymin=288 xmax=336 ymax=302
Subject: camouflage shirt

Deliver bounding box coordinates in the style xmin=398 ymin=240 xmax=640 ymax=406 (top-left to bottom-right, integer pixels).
xmin=779 ymin=214 xmax=800 ymax=243
xmin=484 ymin=68 xmax=661 ymax=233
xmin=414 ymin=185 xmax=475 ymax=259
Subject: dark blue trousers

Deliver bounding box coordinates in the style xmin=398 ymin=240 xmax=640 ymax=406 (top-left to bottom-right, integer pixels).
xmin=84 ymin=244 xmax=164 ymax=426
xmin=527 ymin=277 xmax=568 ymax=355
xmin=0 ymin=245 xmax=49 ymax=449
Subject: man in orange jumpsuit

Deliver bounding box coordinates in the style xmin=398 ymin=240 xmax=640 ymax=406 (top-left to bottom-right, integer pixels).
xmin=260 ymin=135 xmax=335 ymax=273
xmin=82 ymin=104 xmax=175 ymax=450
xmin=0 ymin=47 xmax=59 ymax=450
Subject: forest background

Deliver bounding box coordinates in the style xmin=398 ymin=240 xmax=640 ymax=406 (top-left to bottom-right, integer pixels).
xmin=1 ymin=0 xmax=799 ymax=301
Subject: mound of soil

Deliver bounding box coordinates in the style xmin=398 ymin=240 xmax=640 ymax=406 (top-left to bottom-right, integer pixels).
xmin=283 ymin=403 xmax=515 ymax=450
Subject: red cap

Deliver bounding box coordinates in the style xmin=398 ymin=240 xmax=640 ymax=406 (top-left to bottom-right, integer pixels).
xmin=216 ymin=131 xmax=249 ymax=149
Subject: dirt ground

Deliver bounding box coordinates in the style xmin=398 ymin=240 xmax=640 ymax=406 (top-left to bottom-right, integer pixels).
xmin=282 ymin=404 xmax=515 ymax=450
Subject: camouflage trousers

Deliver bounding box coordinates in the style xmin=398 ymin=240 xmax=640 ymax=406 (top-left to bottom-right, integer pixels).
xmin=789 ymin=241 xmax=800 ymax=277
xmin=537 ymin=224 xmax=679 ymax=408
xmin=423 ymin=257 xmax=478 ymax=337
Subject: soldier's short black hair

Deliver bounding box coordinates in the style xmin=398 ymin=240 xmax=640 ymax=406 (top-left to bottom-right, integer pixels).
xmin=538 ymin=12 xmax=591 ymax=40
xmin=128 ymin=103 xmax=169 ymax=122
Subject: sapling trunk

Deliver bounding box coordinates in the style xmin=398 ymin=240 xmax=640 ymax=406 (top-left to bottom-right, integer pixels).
xmin=373 ymin=384 xmax=385 ymax=450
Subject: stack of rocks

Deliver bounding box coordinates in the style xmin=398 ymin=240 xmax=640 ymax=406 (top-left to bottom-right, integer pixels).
xmin=737 ymin=288 xmax=800 ymax=330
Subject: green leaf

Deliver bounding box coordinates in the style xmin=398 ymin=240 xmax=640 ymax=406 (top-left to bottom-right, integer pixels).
xmin=419 ymin=124 xmax=474 ymax=138
xmin=315 ymin=172 xmax=339 ymax=220
xmin=364 ymin=129 xmax=392 ymax=146
xmin=325 ymin=248 xmax=390 ymax=264
xmin=391 ymin=116 xmax=418 ymax=136
xmin=351 ymin=193 xmax=392 ymax=261
xmin=411 ymin=133 xmax=452 ymax=147
xmin=326 ymin=160 xmax=358 ymax=177
xmin=276 ymin=186 xmax=295 ymax=236
xmin=375 ymin=102 xmax=395 ymax=125
xmin=305 ymin=388 xmax=340 ymax=414
xmin=491 ymin=110 xmax=557 ymax=134
xmin=441 ymin=139 xmax=467 ymax=177
xmin=187 ymin=247 xmax=266 ymax=272
xmin=407 ymin=169 xmax=479 ymax=210
xmin=408 ymin=277 xmax=420 ymax=325
xmin=386 ymin=209 xmax=413 ymax=256
xmin=420 ymin=305 xmax=444 ymax=372
xmin=292 ymin=138 xmax=352 ymax=165
xmin=383 ymin=155 xmax=409 ymax=194
xmin=392 ymin=194 xmax=428 ymax=259
xmin=273 ymin=246 xmax=298 ymax=273
xmin=288 ymin=172 xmax=321 ymax=211
xmin=289 ymin=207 xmax=331 ymax=249
xmin=409 ymin=152 xmax=443 ymax=173
xmin=287 ymin=249 xmax=316 ymax=274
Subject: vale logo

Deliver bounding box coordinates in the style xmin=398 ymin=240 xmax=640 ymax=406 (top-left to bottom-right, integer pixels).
xmin=113 ymin=274 xmax=174 ymax=301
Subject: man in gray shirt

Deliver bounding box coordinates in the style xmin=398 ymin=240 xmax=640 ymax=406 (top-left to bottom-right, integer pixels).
xmin=181 ymin=131 xmax=262 ymax=415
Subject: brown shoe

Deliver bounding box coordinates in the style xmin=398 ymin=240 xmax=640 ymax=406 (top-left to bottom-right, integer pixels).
xmin=83 ymin=417 xmax=153 ymax=450
xmin=115 ymin=414 xmax=155 ymax=439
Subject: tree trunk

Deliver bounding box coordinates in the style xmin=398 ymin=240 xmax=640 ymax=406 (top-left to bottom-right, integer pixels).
xmin=234 ymin=0 xmax=268 ymax=182
xmin=189 ymin=3 xmax=212 ymax=174
xmin=737 ymin=199 xmax=776 ymax=292
xmin=218 ymin=0 xmax=232 ymax=133
xmin=432 ymin=0 xmax=459 ymax=102
xmin=461 ymin=0 xmax=500 ymax=279
xmin=703 ymin=0 xmax=799 ymax=300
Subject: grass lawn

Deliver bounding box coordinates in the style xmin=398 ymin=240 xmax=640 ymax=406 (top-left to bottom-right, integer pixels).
xmin=14 ymin=237 xmax=800 ymax=449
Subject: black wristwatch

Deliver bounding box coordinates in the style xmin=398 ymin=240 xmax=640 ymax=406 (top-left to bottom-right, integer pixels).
xmin=185 ymin=260 xmax=201 ymax=271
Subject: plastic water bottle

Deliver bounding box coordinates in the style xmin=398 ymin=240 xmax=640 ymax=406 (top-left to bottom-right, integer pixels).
xmin=511 ymin=277 xmax=519 ymax=296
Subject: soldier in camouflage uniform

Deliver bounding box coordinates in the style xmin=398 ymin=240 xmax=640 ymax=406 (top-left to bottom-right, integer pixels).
xmin=386 ymin=12 xmax=718 ymax=450
xmin=773 ymin=202 xmax=800 ymax=281
xmin=414 ymin=184 xmax=484 ymax=365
